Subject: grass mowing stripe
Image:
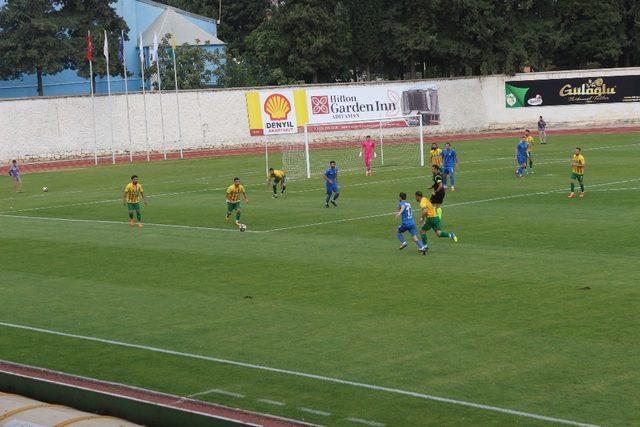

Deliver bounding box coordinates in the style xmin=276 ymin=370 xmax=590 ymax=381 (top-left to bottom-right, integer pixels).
xmin=0 ymin=214 xmax=253 ymax=233
xmin=263 ymin=178 xmax=640 ymax=232
xmin=2 ymin=178 xmax=637 ymax=234
xmin=0 ymin=321 xmax=599 ymax=427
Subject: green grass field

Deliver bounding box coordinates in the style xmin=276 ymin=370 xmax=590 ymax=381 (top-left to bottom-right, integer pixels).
xmin=1 ymin=132 xmax=639 ymax=426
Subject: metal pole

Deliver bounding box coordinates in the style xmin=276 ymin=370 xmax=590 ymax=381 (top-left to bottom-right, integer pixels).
xmin=156 ymin=51 xmax=167 ymax=160
xmin=379 ymin=119 xmax=384 ymax=166
xmin=141 ymin=51 xmax=150 ymax=162
xmin=264 ymin=140 xmax=269 ymax=176
xmin=304 ymin=124 xmax=311 ymax=179
xmin=172 ymin=46 xmax=183 ymax=159
xmin=89 ymin=59 xmax=98 ymax=166
xmin=122 ymin=31 xmax=133 ymax=163
xmin=419 ymin=114 xmax=424 ymax=167
xmin=105 ymin=31 xmax=116 ymax=165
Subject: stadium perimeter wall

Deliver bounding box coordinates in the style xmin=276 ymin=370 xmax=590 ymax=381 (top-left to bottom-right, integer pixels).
xmin=0 ymin=67 xmax=638 ymax=162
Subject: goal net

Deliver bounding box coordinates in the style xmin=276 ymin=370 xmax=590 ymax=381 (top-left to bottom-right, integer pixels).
xmin=281 ymin=115 xmax=425 ymax=179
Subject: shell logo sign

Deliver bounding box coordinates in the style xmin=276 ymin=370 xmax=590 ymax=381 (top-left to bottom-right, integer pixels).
xmin=246 ymin=89 xmax=307 ymax=136
xmin=264 ymin=94 xmax=292 ymax=120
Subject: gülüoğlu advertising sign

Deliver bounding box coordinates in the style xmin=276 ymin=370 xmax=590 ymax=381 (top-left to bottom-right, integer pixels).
xmin=505 ymin=75 xmax=640 ymax=108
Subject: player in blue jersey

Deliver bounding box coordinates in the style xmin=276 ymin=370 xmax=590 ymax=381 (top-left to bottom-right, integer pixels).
xmin=395 ymin=192 xmax=427 ymax=255
xmin=324 ymin=161 xmax=340 ymax=207
xmin=441 ymin=143 xmax=458 ymax=191
xmin=515 ymin=136 xmax=529 ymax=178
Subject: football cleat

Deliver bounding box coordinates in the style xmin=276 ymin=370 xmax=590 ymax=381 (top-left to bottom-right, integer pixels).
xmin=451 ymin=186 xmax=455 ymax=191
xmin=325 ymin=203 xmax=330 ymax=208
xmin=399 ymin=242 xmax=408 ymax=250
xmin=138 ymin=223 xmax=143 ymax=229
xmin=331 ymin=200 xmax=337 ymax=207
xmin=421 ymin=246 xmax=428 ymax=255
xmin=568 ymin=192 xmax=576 ymax=199
xmin=450 ymin=233 xmax=458 ymax=243
xmin=130 ymin=219 xmax=135 ymax=227
xmin=579 ymin=192 xmax=585 ymax=198
xmin=225 ymin=212 xmax=231 ymax=220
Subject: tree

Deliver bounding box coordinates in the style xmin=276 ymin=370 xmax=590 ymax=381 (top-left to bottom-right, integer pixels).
xmin=0 ymin=0 xmax=68 ymax=96
xmin=554 ymin=0 xmax=625 ymax=69
xmin=59 ymin=0 xmax=129 ymax=84
xmin=148 ymin=36 xmax=218 ymax=90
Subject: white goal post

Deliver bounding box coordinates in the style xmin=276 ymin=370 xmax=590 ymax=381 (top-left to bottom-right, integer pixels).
xmin=280 ymin=115 xmax=425 ymax=179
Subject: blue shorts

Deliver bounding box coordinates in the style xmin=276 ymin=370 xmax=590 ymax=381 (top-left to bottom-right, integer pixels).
xmin=398 ymin=224 xmax=418 ymax=236
xmin=326 ymin=183 xmax=339 ymax=194
xmin=517 ymin=155 xmax=527 ymax=165
xmin=443 ymin=166 xmax=455 ymax=175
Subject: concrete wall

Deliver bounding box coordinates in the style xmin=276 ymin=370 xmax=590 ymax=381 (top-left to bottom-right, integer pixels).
xmin=1 ymin=67 xmax=639 ymax=161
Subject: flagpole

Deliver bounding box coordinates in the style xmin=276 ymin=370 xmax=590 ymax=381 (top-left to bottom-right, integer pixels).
xmin=87 ymin=30 xmax=98 ymax=166
xmin=90 ymin=58 xmax=98 ymax=166
xmin=154 ymin=34 xmax=167 ymax=161
xmin=104 ymin=31 xmax=116 ymax=164
xmin=122 ymin=31 xmax=133 ymax=163
xmin=140 ymin=34 xmax=150 ymax=162
xmin=171 ymin=35 xmax=183 ymax=159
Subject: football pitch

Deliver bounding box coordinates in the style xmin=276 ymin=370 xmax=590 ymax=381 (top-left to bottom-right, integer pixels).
xmin=1 ymin=132 xmax=639 ymax=426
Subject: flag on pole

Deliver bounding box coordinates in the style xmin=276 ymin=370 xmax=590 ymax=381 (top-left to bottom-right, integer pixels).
xmin=118 ymin=33 xmax=124 ymax=63
xmin=103 ymin=31 xmax=109 ymax=59
xmin=86 ymin=31 xmax=93 ymax=61
xmin=139 ymin=33 xmax=145 ymax=63
xmin=151 ymin=33 xmax=158 ymax=62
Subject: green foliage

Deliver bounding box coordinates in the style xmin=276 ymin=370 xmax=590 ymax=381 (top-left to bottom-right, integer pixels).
xmin=0 ymin=0 xmax=67 ymax=96
xmin=59 ymin=0 xmax=129 ymax=81
xmin=147 ymin=36 xmax=218 ymax=90
xmin=0 ymin=0 xmax=128 ymax=95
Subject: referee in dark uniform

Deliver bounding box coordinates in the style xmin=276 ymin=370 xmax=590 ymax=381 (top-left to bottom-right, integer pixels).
xmin=430 ymin=164 xmax=445 ymax=219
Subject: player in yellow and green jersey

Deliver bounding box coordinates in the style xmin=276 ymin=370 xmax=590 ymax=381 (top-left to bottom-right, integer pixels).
xmin=568 ymin=147 xmax=586 ymax=199
xmin=429 ymin=143 xmax=443 ymax=168
xmin=226 ymin=177 xmax=249 ymax=226
xmin=524 ymin=129 xmax=535 ymax=173
xmin=415 ymin=190 xmax=457 ymax=252
xmin=123 ymin=175 xmax=146 ymax=228
xmin=267 ymin=168 xmax=287 ymax=198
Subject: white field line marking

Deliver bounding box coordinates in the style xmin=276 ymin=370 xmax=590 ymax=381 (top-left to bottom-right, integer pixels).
xmin=0 ymin=321 xmax=599 ymax=427
xmin=262 ymin=178 xmax=640 ymax=233
xmin=4 ymin=140 xmax=637 ymax=209
xmin=0 ymin=214 xmax=257 ymax=234
xmin=346 ymin=417 xmax=386 ymax=427
xmin=298 ymin=407 xmax=332 ymax=417
xmin=588 ymin=187 xmax=640 ymax=192
xmin=3 ymin=178 xmax=638 ymax=234
xmin=257 ymin=398 xmax=286 ymax=406
xmin=189 ymin=388 xmax=245 ymax=399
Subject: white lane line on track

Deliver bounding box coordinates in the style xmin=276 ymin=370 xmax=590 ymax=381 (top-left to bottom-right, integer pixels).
xmin=262 ymin=178 xmax=640 ymax=233
xmin=257 ymin=398 xmax=286 ymax=406
xmin=298 ymin=407 xmax=332 ymax=417
xmin=0 ymin=321 xmax=600 ymax=427
xmin=189 ymin=388 xmax=245 ymax=399
xmin=346 ymin=417 xmax=386 ymax=427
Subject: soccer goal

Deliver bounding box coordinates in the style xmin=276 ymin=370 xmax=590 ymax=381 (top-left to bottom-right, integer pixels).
xmin=281 ymin=115 xmax=425 ymax=179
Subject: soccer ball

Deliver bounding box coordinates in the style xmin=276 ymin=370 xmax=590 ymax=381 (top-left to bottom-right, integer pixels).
xmin=239 ymin=224 xmax=247 ymax=232
xmin=42 ymin=186 xmax=48 ymax=192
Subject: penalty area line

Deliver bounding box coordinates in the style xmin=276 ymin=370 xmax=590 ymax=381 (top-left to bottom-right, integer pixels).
xmin=0 ymin=321 xmax=598 ymax=427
